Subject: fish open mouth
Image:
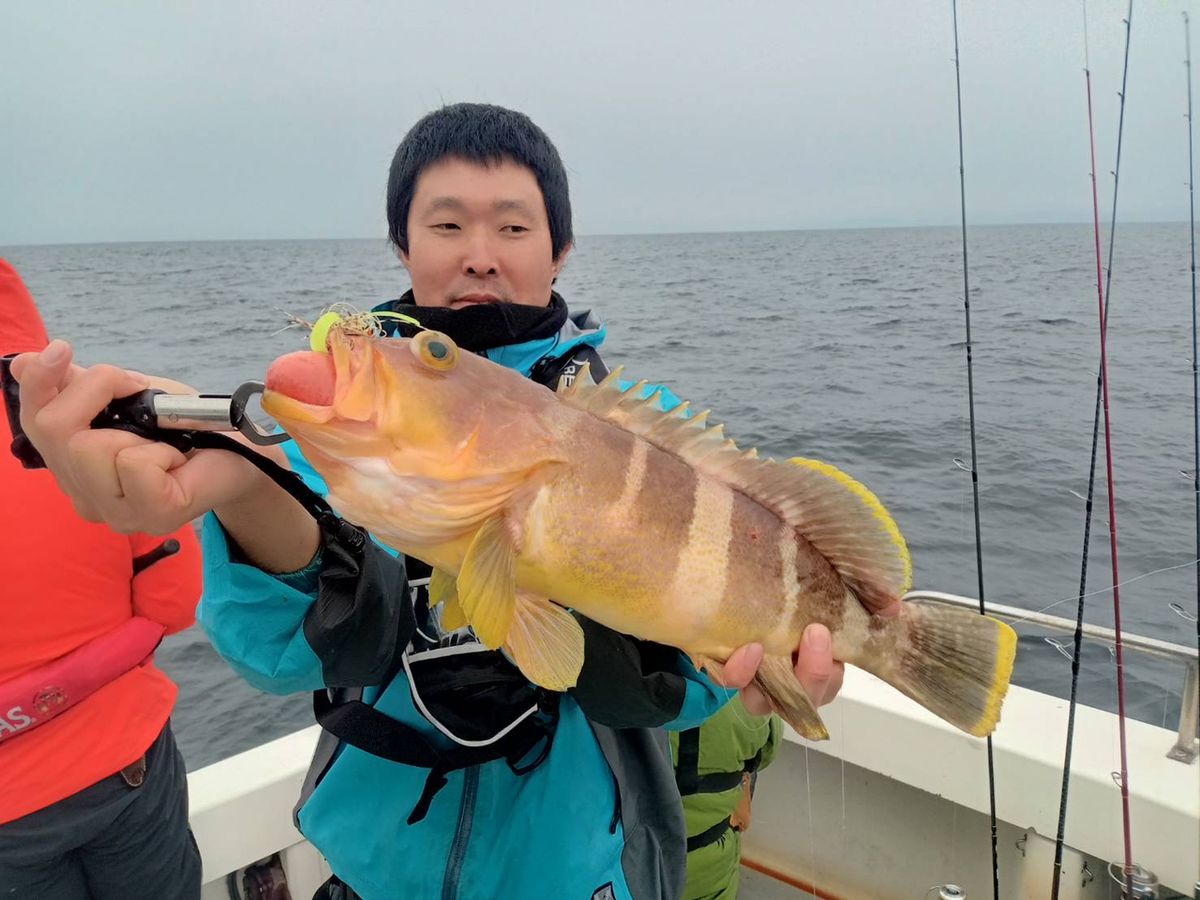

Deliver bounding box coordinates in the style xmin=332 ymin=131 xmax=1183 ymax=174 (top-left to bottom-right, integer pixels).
xmin=262 ymin=350 xmax=338 ymax=423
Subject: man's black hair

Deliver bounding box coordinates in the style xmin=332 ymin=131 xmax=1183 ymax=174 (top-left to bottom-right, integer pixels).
xmin=386 ymin=103 xmax=573 ymax=260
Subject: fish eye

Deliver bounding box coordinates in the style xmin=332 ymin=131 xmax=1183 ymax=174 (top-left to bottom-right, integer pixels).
xmin=411 ymin=330 xmax=459 ymax=371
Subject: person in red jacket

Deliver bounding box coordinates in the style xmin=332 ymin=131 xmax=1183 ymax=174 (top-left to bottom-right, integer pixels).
xmin=0 ymin=259 xmax=204 ymax=899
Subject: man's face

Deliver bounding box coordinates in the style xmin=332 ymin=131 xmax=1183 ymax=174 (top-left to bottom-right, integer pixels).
xmin=401 ymin=157 xmax=569 ymax=309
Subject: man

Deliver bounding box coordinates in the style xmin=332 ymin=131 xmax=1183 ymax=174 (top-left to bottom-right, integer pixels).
xmin=0 ymin=260 xmax=203 ymax=899
xmin=13 ymin=104 xmax=884 ymax=899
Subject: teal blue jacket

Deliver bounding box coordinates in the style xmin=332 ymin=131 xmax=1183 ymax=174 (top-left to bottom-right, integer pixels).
xmin=198 ymin=312 xmax=734 ymax=900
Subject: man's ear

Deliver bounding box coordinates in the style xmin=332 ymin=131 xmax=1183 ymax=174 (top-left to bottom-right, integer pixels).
xmin=396 ymin=245 xmax=411 ymax=270
xmin=552 ymin=242 xmax=573 ymax=279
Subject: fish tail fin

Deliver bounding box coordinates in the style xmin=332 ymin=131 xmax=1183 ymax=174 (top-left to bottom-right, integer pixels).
xmin=860 ymin=599 xmax=1017 ymax=737
xmin=751 ymin=654 xmax=829 ymax=740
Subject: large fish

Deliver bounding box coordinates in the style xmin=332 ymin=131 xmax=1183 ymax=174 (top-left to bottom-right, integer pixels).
xmin=262 ymin=322 xmax=1017 ymax=739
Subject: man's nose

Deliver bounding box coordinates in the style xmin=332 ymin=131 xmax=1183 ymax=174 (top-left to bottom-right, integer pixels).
xmin=462 ymin=233 xmax=499 ymax=277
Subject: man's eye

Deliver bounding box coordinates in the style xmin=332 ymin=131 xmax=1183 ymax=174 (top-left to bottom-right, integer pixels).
xmin=502 ymin=225 xmax=529 ymax=234
xmin=432 ymin=223 xmax=460 ymax=231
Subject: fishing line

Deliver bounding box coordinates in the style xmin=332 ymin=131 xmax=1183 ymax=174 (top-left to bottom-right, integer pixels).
xmin=837 ymin=694 xmax=847 ymax=883
xmin=949 ymin=3 xmax=1000 ymax=896
xmin=802 ymin=740 xmax=816 ymax=893
xmin=1002 ymin=556 xmax=1200 ymax=626
xmin=1052 ymin=2 xmax=1136 ymax=896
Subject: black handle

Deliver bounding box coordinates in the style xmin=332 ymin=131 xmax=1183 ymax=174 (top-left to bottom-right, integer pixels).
xmin=1 ymin=353 xmax=164 ymax=470
xmin=88 ymin=389 xmax=162 ymax=434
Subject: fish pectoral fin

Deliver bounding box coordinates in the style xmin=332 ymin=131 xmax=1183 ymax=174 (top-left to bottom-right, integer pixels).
xmin=430 ymin=568 xmax=469 ymax=632
xmin=457 ymin=515 xmax=519 ymax=649
xmin=429 ymin=568 xmax=457 ymax=607
xmin=503 ymin=593 xmax=585 ymax=692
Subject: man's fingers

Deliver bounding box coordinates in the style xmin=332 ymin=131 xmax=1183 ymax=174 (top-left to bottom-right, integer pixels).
xmin=113 ymin=441 xmax=195 ymax=533
xmin=739 ymin=684 xmax=772 ymax=716
xmin=32 ymin=362 xmax=149 ymax=443
xmin=67 ymin=429 xmax=161 ymax=527
xmin=794 ymin=624 xmax=844 ymax=707
xmin=721 ymin=643 xmax=764 ymax=691
xmin=13 ymin=342 xmax=77 ymax=429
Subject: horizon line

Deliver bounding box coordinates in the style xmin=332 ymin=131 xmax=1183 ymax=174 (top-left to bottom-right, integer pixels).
xmin=1 ymin=218 xmax=1192 ymax=251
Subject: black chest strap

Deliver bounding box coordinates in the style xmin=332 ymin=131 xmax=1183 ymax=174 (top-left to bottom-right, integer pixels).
xmin=313 ymin=688 xmax=560 ymax=824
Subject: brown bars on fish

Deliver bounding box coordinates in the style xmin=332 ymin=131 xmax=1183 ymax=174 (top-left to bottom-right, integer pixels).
xmin=262 ymin=323 xmax=1017 ymax=740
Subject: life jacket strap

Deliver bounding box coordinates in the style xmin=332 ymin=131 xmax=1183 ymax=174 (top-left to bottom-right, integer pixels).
xmin=686 ymin=816 xmax=733 ymax=852
xmin=674 ymin=727 xmax=767 ymax=796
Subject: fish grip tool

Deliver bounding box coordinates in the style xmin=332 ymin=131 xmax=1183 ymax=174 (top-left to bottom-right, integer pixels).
xmin=0 ymin=354 xmax=361 ymax=548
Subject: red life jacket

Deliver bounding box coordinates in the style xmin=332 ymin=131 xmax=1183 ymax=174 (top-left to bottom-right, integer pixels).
xmin=0 ymin=258 xmax=202 ymax=824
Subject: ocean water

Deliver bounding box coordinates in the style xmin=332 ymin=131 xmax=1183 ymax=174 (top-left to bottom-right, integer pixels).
xmin=2 ymin=224 xmax=1197 ymax=770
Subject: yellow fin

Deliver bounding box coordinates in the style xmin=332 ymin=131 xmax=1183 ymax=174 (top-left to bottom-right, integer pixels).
xmin=857 ymin=600 xmax=1017 ymax=737
xmin=457 ymin=516 xmax=519 ymax=649
xmin=777 ymin=460 xmax=907 ymax=609
xmin=503 ymin=592 xmax=585 ymax=691
xmin=556 ymin=370 xmax=910 ymax=606
xmin=430 ymin=569 xmax=468 ymax=632
xmin=429 ymin=568 xmax=456 ymax=607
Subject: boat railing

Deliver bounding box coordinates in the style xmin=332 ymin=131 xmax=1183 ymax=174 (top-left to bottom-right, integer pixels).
xmin=905 ymin=590 xmax=1200 ymax=764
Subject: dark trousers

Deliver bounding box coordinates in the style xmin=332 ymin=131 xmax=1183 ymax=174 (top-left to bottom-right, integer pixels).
xmin=0 ymin=721 xmax=201 ymax=900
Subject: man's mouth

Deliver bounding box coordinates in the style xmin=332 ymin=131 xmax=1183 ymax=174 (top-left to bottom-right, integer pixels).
xmin=450 ymin=293 xmax=503 ymax=308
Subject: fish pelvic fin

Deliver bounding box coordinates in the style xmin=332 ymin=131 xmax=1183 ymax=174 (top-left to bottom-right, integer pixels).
xmin=859 ymin=599 xmax=1017 ymax=737
xmin=751 ymin=655 xmax=829 ymax=740
xmin=457 ymin=515 xmax=519 ymax=649
xmin=430 ymin=568 xmax=469 ymax=632
xmin=555 ymin=370 xmax=909 ymax=610
xmin=503 ymin=593 xmax=585 ymax=691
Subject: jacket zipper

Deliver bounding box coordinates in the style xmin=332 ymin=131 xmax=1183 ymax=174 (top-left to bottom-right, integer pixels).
xmin=442 ymin=765 xmax=479 ymax=900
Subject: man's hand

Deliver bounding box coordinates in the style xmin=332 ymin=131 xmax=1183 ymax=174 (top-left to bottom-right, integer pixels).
xmin=723 ymin=599 xmax=904 ymax=714
xmin=11 ymin=340 xmax=319 ymax=571
xmin=14 ymin=340 xmax=246 ymax=531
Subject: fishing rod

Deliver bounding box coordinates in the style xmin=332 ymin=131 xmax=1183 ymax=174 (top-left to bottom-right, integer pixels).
xmin=1051 ymin=2 xmax=1136 ymax=897
xmin=1186 ymin=9 xmax=1200 ymax=744
xmin=949 ymin=3 xmax=1000 ymax=898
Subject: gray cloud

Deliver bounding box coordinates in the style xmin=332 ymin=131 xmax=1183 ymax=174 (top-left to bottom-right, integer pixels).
xmin=1 ymin=0 xmax=1195 ymax=245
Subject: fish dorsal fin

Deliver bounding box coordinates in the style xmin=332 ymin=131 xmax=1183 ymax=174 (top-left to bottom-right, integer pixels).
xmin=745 ymin=457 xmax=912 ymax=608
xmin=558 ymin=367 xmax=911 ymax=608
xmin=558 ymin=363 xmax=734 ymax=467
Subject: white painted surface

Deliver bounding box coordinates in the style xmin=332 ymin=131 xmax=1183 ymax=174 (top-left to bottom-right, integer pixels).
xmin=744 ymin=668 xmax=1199 ymax=896
xmin=188 ymin=671 xmax=1199 ymax=897
xmin=189 ymin=725 xmax=325 ymax=894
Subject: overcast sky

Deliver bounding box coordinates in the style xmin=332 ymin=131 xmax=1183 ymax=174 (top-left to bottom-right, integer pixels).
xmin=2 ymin=1 xmax=1197 ymax=245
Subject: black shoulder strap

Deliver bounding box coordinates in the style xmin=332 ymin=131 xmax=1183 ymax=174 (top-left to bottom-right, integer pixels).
xmin=312 ymin=688 xmax=559 ymax=824
xmin=675 ymin=727 xmax=702 ymax=795
xmin=674 ymin=726 xmax=767 ymax=797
